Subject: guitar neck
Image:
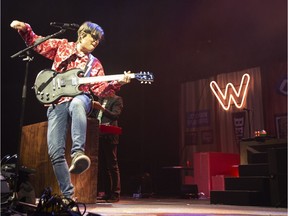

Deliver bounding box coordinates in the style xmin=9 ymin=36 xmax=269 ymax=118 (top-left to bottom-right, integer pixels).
xmin=79 ymin=73 xmax=136 ymax=84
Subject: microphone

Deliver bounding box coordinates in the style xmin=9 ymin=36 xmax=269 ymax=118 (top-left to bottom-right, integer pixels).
xmin=50 ymin=22 xmax=79 ymax=30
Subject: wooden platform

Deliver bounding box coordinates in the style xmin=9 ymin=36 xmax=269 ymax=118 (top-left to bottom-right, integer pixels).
xmin=20 ymin=118 xmax=99 ymax=203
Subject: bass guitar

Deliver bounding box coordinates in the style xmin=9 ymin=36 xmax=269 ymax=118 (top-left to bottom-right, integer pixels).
xmin=33 ymin=68 xmax=154 ymax=104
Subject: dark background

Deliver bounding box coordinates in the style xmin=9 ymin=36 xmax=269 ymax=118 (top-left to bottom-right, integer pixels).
xmin=1 ymin=0 xmax=286 ymax=194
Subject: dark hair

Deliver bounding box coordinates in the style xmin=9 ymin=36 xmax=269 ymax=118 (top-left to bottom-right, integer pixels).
xmin=77 ymin=21 xmax=104 ymax=43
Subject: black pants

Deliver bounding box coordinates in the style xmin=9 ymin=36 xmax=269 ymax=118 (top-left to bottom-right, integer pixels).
xmin=98 ymin=136 xmax=121 ymax=197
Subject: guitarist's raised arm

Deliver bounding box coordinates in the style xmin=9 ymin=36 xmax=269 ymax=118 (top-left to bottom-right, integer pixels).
xmin=10 ymin=20 xmax=62 ymax=61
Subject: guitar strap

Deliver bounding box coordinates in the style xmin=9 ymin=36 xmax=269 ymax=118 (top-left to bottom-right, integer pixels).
xmin=83 ymin=54 xmax=95 ymax=77
xmin=83 ymin=54 xmax=96 ymax=115
xmin=97 ymin=98 xmax=108 ymax=123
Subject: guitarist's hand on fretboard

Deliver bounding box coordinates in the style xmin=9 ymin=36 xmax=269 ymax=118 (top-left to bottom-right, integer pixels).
xmin=118 ymin=71 xmax=131 ymax=85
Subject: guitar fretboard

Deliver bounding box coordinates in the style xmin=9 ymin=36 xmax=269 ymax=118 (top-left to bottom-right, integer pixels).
xmin=79 ymin=74 xmax=136 ymax=84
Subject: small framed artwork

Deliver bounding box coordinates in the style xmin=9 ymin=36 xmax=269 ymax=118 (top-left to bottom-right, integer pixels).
xmin=201 ymin=130 xmax=214 ymax=145
xmin=275 ymin=114 xmax=287 ymax=139
xmin=185 ymin=131 xmax=198 ymax=145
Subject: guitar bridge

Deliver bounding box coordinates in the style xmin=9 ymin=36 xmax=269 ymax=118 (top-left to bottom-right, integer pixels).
xmin=71 ymin=77 xmax=77 ymax=86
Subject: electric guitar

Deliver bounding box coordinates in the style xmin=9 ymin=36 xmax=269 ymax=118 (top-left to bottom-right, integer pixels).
xmin=33 ymin=68 xmax=154 ymax=104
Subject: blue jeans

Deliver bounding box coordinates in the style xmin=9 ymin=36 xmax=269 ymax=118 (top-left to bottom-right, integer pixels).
xmin=46 ymin=94 xmax=92 ymax=197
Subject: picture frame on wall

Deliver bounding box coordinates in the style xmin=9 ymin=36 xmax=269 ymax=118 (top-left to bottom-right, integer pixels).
xmin=275 ymin=114 xmax=287 ymax=139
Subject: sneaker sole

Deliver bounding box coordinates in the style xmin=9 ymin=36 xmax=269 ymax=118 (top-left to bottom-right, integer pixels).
xmin=69 ymin=155 xmax=91 ymax=174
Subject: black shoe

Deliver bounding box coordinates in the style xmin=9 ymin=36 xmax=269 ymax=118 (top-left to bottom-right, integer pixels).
xmin=106 ymin=195 xmax=120 ymax=203
xmin=97 ymin=194 xmax=110 ymax=201
xmin=69 ymin=152 xmax=91 ymax=174
xmin=97 ymin=194 xmax=119 ymax=203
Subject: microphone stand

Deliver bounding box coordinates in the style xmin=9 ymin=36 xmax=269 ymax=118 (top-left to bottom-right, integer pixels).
xmin=243 ymin=108 xmax=252 ymax=138
xmin=7 ymin=28 xmax=67 ymax=215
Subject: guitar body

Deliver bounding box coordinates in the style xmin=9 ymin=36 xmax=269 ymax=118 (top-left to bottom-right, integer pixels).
xmin=33 ymin=68 xmax=154 ymax=104
xmin=34 ymin=68 xmax=83 ymax=104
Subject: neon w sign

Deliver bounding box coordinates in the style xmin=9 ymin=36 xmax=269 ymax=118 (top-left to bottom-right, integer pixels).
xmin=210 ymin=73 xmax=250 ymax=111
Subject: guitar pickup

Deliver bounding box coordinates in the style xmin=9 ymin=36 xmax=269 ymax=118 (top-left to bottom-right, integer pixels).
xmin=60 ymin=79 xmax=66 ymax=87
xmin=57 ymin=78 xmax=66 ymax=88
xmin=52 ymin=78 xmax=56 ymax=90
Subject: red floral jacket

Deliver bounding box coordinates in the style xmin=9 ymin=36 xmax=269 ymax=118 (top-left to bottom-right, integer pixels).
xmin=18 ymin=23 xmax=121 ymax=104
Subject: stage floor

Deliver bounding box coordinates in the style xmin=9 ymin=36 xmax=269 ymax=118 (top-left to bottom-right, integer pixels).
xmin=80 ymin=196 xmax=287 ymax=216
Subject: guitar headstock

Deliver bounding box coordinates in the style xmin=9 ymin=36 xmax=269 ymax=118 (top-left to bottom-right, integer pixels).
xmin=134 ymin=72 xmax=154 ymax=84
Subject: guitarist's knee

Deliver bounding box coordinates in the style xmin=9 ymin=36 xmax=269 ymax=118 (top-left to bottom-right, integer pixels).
xmin=70 ymin=95 xmax=91 ymax=114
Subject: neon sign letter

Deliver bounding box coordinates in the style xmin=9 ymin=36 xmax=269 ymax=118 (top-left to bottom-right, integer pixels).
xmin=210 ymin=73 xmax=250 ymax=111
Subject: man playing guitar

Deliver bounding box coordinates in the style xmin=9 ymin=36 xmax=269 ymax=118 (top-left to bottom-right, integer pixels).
xmin=10 ymin=20 xmax=131 ymax=200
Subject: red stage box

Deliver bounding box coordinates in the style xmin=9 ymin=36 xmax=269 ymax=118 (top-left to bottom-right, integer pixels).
xmin=211 ymin=175 xmax=225 ymax=191
xmin=193 ymin=152 xmax=240 ymax=197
